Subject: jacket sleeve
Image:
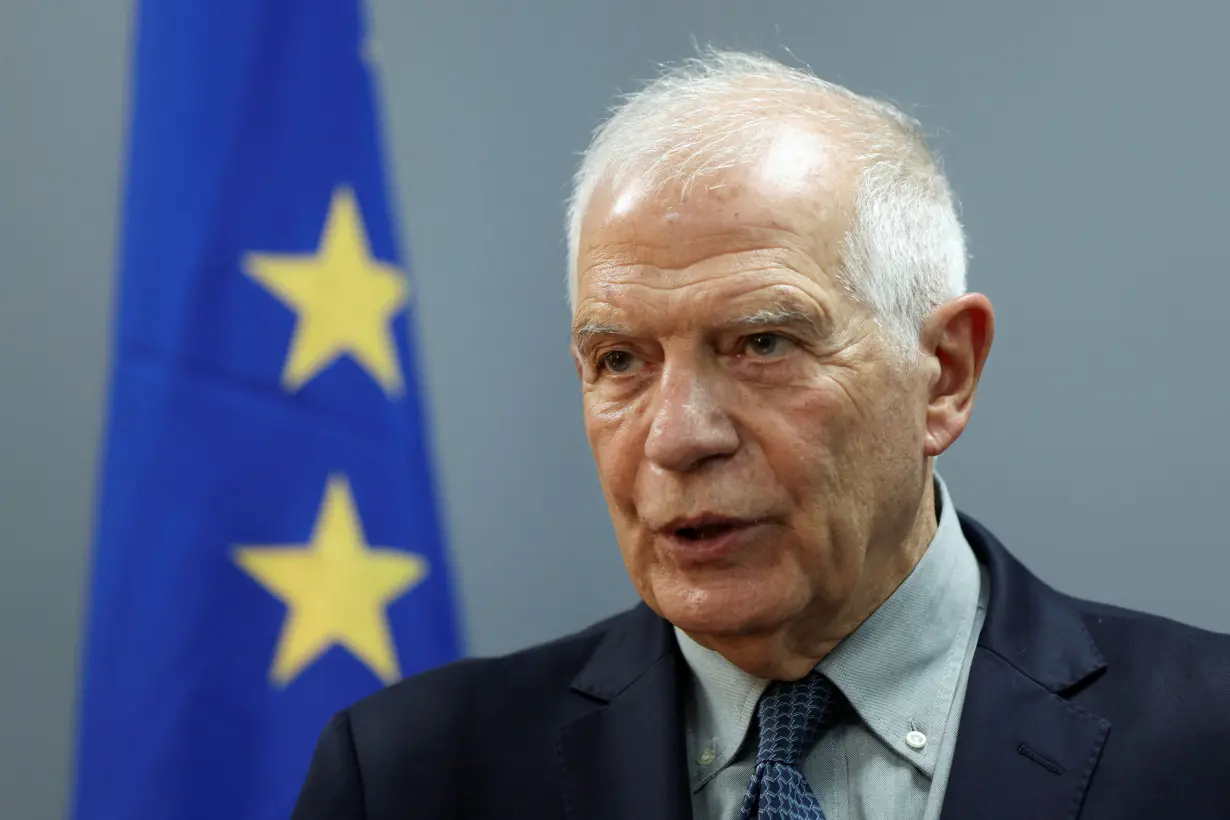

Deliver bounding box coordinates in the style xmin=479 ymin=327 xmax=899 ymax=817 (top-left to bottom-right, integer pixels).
xmin=291 ymin=710 xmax=366 ymax=820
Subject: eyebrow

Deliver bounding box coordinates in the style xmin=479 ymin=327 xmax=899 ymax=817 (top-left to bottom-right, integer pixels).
xmin=572 ymin=321 xmax=629 ymax=358
xmin=571 ymin=298 xmax=830 ymax=357
xmin=723 ymin=300 xmax=830 ymax=342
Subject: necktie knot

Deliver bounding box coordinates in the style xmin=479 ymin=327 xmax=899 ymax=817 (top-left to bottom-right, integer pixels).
xmin=754 ymin=669 xmax=840 ymax=767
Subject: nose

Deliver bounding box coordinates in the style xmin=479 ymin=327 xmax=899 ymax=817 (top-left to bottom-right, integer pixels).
xmin=643 ymin=362 xmax=739 ymax=473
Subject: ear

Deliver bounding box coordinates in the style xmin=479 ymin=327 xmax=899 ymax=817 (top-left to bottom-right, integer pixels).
xmin=919 ymin=293 xmax=995 ymax=457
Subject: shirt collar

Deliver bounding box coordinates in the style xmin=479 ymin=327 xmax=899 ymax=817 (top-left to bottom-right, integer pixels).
xmin=675 ymin=472 xmax=982 ymax=783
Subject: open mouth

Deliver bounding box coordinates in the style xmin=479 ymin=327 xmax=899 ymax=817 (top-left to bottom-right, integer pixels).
xmin=661 ymin=516 xmax=762 ymax=559
xmin=674 ymin=522 xmax=739 ymax=541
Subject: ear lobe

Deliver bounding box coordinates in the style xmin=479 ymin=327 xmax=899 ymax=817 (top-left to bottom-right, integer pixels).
xmin=923 ymin=294 xmax=995 ymax=457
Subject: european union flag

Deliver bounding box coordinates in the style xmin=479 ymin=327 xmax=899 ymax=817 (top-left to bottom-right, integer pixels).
xmin=71 ymin=1 xmax=462 ymax=818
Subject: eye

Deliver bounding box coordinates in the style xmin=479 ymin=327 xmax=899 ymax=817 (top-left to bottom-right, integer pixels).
xmin=600 ymin=350 xmax=639 ymax=374
xmin=742 ymin=333 xmax=794 ymax=358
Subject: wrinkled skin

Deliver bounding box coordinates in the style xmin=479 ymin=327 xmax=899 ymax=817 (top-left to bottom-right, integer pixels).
xmin=572 ymin=125 xmax=994 ymax=680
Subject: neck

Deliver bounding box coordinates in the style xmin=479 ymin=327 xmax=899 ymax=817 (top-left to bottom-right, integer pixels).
xmin=688 ymin=476 xmax=939 ymax=681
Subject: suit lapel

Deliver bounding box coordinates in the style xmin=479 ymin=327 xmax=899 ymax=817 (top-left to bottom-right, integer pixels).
xmin=941 ymin=516 xmax=1112 ymax=820
xmin=555 ymin=605 xmax=693 ymax=820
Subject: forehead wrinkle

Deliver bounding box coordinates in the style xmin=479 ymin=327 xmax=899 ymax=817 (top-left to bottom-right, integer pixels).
xmin=580 ymin=231 xmax=831 ymax=282
xmin=579 ymin=229 xmax=806 ymax=277
xmin=575 ymin=252 xmax=846 ymax=317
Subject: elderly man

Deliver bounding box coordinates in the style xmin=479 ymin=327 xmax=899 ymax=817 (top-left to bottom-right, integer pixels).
xmin=292 ymin=51 xmax=1230 ymax=820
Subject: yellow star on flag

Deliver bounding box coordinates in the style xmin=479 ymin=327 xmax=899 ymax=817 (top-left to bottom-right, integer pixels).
xmin=243 ymin=187 xmax=408 ymax=394
xmin=233 ymin=474 xmax=429 ymax=686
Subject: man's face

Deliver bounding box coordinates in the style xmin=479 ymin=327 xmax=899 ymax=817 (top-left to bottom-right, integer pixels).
xmin=572 ymin=136 xmax=934 ymax=645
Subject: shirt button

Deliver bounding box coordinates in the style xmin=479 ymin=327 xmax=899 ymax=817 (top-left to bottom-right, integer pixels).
xmin=905 ymin=730 xmax=927 ymax=751
xmin=696 ymin=747 xmax=717 ymax=766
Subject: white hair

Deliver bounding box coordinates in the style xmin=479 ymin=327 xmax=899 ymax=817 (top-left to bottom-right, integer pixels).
xmin=565 ymin=49 xmax=968 ymax=360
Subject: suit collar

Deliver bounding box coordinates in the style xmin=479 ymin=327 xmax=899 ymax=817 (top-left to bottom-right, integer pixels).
xmin=556 ymin=604 xmax=692 ymax=820
xmin=940 ymin=514 xmax=1111 ymax=820
xmin=568 ymin=602 xmax=676 ymax=702
xmin=960 ymin=513 xmax=1107 ymax=692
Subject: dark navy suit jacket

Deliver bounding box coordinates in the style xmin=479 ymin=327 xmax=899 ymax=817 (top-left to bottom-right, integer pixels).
xmin=292 ymin=515 xmax=1230 ymax=819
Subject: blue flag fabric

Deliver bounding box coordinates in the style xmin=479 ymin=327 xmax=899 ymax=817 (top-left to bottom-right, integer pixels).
xmin=72 ymin=2 xmax=461 ymax=818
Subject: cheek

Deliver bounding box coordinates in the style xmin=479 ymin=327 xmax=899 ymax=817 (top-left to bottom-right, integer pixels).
xmin=583 ymin=399 xmax=660 ymax=592
xmin=748 ymin=383 xmax=853 ymax=495
xmin=583 ymin=395 xmax=646 ymax=509
xmin=803 ymin=370 xmax=925 ymax=524
xmin=745 ymin=370 xmax=909 ymax=558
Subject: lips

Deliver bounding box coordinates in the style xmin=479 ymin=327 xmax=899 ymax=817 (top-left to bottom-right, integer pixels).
xmin=652 ymin=515 xmax=770 ymax=563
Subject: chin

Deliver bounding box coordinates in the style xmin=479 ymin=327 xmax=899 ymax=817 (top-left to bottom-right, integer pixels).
xmin=648 ymin=575 xmax=798 ymax=638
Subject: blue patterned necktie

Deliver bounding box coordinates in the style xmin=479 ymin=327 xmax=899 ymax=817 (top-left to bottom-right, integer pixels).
xmin=738 ymin=670 xmax=842 ymax=820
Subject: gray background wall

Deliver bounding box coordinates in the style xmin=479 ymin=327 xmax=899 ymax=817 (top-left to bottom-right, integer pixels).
xmin=3 ymin=0 xmax=1228 ymax=816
